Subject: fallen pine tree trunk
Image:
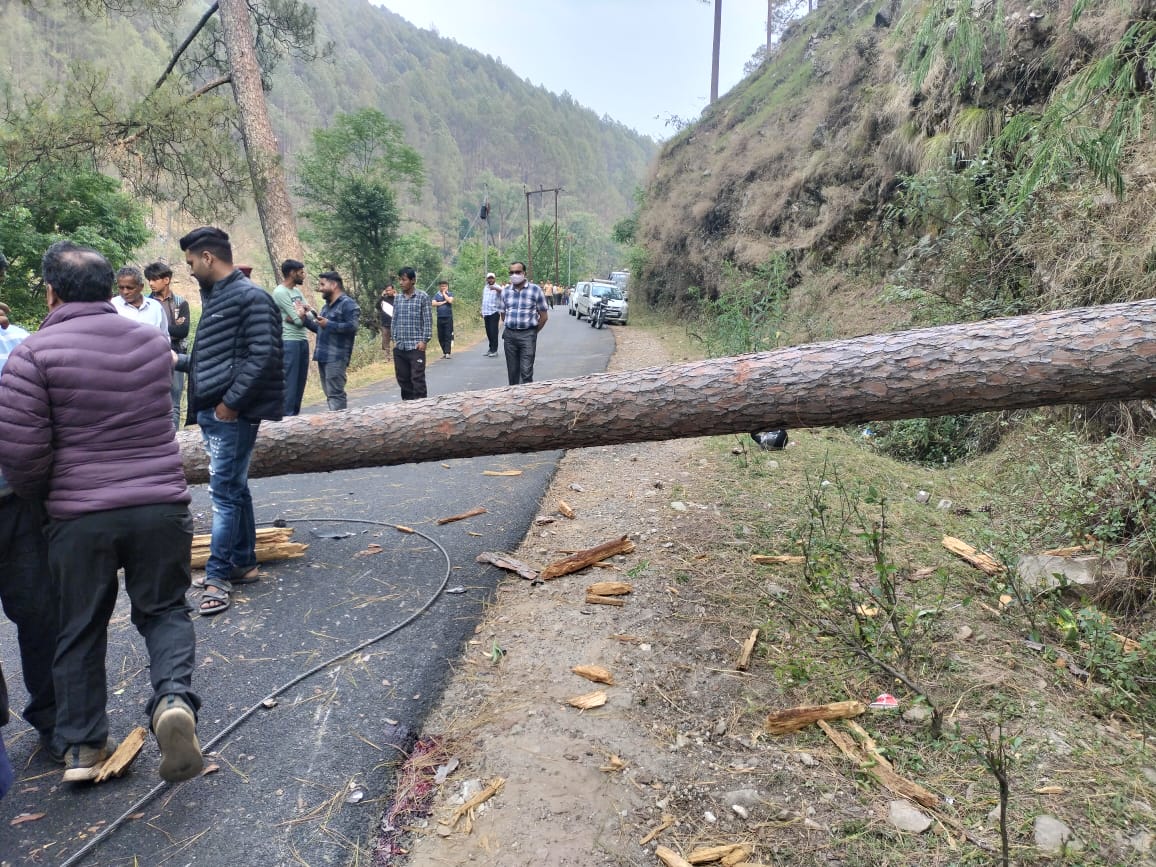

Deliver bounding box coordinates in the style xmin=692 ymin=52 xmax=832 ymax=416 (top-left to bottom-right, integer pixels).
xmin=179 ymin=299 xmax=1156 ymax=484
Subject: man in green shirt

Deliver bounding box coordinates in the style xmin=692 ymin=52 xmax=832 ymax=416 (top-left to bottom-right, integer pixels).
xmin=273 ymin=259 xmax=309 ymax=416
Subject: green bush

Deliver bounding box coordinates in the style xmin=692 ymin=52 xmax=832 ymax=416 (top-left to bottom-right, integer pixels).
xmin=864 ymin=413 xmax=1004 ymax=465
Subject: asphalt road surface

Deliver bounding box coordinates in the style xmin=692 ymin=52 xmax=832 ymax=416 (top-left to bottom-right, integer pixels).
xmin=0 ymin=305 xmax=614 ymax=866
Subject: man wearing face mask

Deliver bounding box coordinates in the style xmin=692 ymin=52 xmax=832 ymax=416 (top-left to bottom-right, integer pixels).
xmin=498 ymin=261 xmax=549 ymax=385
xmin=295 ymin=270 xmax=361 ymax=411
xmin=177 ymin=227 xmax=283 ymax=617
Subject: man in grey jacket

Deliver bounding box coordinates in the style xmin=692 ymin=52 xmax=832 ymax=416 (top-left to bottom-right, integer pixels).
xmin=0 ymin=240 xmax=203 ymax=783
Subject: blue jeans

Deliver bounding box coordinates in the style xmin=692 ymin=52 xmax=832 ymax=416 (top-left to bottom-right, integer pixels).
xmin=171 ymin=370 xmax=185 ymax=432
xmin=197 ymin=409 xmax=260 ymax=589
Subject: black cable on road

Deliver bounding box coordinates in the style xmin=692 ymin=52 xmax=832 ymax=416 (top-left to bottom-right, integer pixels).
xmin=57 ymin=516 xmax=454 ymax=867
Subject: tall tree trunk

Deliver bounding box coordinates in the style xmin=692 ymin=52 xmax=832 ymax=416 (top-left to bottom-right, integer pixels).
xmin=217 ymin=0 xmax=304 ymax=277
xmin=710 ymin=0 xmax=722 ymax=103
xmin=180 ymin=300 xmax=1156 ymax=483
xmin=767 ymin=0 xmax=773 ymax=50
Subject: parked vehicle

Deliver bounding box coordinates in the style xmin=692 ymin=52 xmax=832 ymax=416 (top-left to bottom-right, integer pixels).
xmin=609 ymin=270 xmax=630 ymax=297
xmin=589 ymin=296 xmax=608 ymax=329
xmin=571 ymin=280 xmax=628 ymax=325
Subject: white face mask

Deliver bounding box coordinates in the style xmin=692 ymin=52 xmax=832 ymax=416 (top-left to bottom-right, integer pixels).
xmin=509 ymin=273 xmax=526 ymax=286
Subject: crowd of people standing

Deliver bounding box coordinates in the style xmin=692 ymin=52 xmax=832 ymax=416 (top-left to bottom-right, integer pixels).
xmin=0 ymin=229 xmax=572 ymax=795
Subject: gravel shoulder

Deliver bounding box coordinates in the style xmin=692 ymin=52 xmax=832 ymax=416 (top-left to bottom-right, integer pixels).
xmin=394 ymin=325 xmax=743 ymax=866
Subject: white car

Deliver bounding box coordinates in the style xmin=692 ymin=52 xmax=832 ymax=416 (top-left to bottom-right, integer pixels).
xmin=571 ymin=280 xmax=628 ymax=325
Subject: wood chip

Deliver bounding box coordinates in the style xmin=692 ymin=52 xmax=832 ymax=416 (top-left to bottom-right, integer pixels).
xmin=475 ymin=552 xmax=540 ymax=581
xmin=558 ymin=500 xmax=576 ymax=518
xmin=818 ymin=719 xmax=938 ymax=808
xmin=94 ymin=726 xmax=148 ymax=783
xmin=765 ymin=700 xmax=865 ymax=735
xmin=721 ymin=850 xmax=755 ymax=867
xmin=394 ymin=525 xmax=415 ymax=534
xmin=600 ymin=754 xmax=626 ymax=773
xmin=444 ymin=776 xmax=505 ymax=831
xmin=942 ymin=535 xmax=1005 ymax=576
xmin=750 ymin=553 xmax=805 ymax=565
xmin=585 ymin=593 xmax=626 ymax=607
xmin=1034 ymin=785 xmax=1065 ymax=794
xmin=611 ymin=634 xmax=642 ymax=644
xmin=587 ymin=581 xmax=633 ymax=596
xmin=656 ymin=845 xmax=694 ymax=867
xmin=567 ymin=690 xmax=608 ymax=710
xmin=736 ymin=628 xmax=759 ymax=671
xmin=572 ymin=664 xmax=614 ymax=684
xmin=539 ymin=535 xmax=635 ymax=581
xmin=436 ymin=507 xmax=487 ymax=525
xmin=1041 ymin=545 xmax=1088 ymax=557
xmin=482 ymin=469 xmax=523 ymax=476
xmin=9 ymin=813 xmax=46 ymax=826
xmin=688 ymin=843 xmax=752 ymax=864
xmin=639 ymin=813 xmax=675 ymax=844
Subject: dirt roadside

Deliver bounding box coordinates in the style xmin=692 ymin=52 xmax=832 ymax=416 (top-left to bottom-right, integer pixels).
xmin=382 ymin=325 xmax=798 ymax=866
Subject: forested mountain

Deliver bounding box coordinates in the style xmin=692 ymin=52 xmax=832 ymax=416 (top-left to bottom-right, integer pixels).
xmin=269 ymin=0 xmax=656 ymax=232
xmin=0 ymin=0 xmax=655 ymax=258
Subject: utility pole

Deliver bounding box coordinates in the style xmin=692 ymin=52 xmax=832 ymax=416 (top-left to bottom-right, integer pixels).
xmin=524 ymin=184 xmax=564 ymax=284
xmin=481 ymin=187 xmax=490 ymax=278
xmin=710 ymin=0 xmax=722 ymax=103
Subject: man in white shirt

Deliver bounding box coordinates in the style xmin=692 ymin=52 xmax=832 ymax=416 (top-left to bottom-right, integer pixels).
xmin=112 ymin=266 xmax=167 ymax=331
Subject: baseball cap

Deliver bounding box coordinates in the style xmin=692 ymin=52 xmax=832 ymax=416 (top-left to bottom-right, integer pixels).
xmin=486 ymin=272 xmax=496 ymax=279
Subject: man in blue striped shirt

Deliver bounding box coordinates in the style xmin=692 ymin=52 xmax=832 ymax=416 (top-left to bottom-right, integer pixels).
xmin=499 ymin=261 xmax=549 ymax=385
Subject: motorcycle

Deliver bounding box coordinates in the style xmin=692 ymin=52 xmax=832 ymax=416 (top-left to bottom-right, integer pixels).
xmin=589 ymin=296 xmax=608 ymax=329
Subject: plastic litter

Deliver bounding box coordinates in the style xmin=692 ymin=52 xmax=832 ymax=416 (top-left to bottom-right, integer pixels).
xmin=869 ymin=693 xmax=900 ymax=710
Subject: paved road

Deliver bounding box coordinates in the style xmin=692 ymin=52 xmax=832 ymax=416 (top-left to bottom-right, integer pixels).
xmin=0 ymin=307 xmax=614 ymax=866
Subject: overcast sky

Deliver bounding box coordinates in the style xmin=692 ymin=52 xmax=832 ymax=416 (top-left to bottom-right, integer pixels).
xmin=371 ymin=1 xmax=769 ymax=140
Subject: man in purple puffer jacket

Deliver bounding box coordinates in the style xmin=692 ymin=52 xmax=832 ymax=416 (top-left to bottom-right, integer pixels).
xmin=0 ymin=241 xmax=204 ymax=784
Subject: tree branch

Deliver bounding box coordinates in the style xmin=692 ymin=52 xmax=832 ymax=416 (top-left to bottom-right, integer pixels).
xmin=153 ymin=1 xmax=220 ymax=92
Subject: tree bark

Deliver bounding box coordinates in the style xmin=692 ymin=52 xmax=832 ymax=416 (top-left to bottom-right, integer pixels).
xmin=217 ymin=0 xmax=304 ymax=276
xmin=179 ymin=300 xmax=1156 ymax=484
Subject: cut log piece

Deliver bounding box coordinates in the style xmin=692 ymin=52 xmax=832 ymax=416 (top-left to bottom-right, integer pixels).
xmin=585 ymin=593 xmax=626 ymax=607
xmin=190 ymin=527 xmax=307 ymax=569
xmin=765 ymin=700 xmax=866 ymax=735
xmin=942 ymin=536 xmax=1005 ymax=576
xmin=540 ymin=535 xmax=635 ymax=581
xmin=180 ymin=300 xmax=1156 ymax=484
xmin=750 ymin=554 xmax=805 ymax=565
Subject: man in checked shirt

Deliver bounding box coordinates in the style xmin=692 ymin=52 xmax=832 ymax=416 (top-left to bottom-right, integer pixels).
xmin=391 ymin=266 xmax=433 ymax=400
xmin=499 ymin=261 xmax=549 ymax=385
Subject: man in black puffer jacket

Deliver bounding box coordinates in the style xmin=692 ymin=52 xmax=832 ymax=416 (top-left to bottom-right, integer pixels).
xmin=178 ymin=227 xmax=283 ymax=616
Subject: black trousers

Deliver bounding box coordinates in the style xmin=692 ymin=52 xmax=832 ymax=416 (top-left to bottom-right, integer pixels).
xmin=47 ymin=503 xmax=199 ymax=747
xmin=393 ymin=346 xmax=428 ymax=400
xmin=0 ymin=495 xmax=56 ymax=743
xmin=503 ymin=327 xmax=538 ymax=385
xmin=437 ymin=317 xmax=454 ymax=356
xmin=483 ymin=313 xmax=500 ymax=352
